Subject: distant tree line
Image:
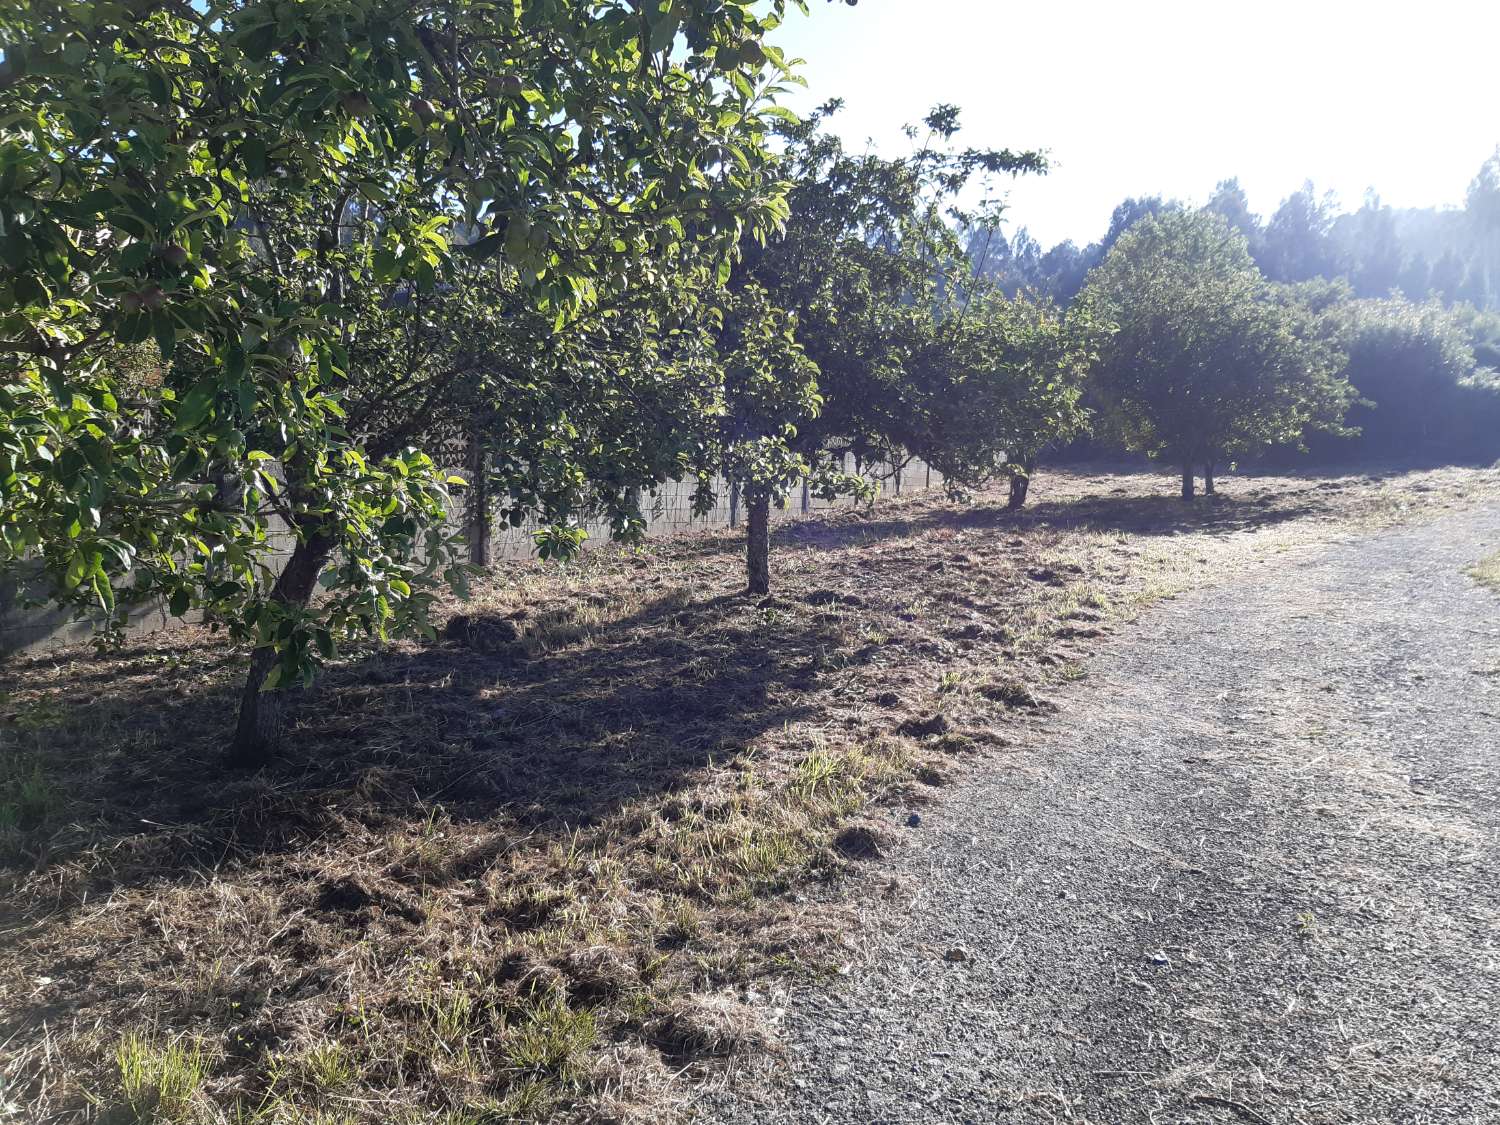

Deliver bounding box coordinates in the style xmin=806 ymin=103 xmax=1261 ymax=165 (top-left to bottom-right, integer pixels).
xmin=969 ymin=151 xmax=1500 ymax=466
xmin=971 ymin=151 xmax=1500 ymax=310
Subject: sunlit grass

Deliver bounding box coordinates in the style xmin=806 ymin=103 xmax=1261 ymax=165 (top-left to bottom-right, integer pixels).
xmin=1467 ymin=550 xmax=1500 ymax=591
xmin=115 ymin=1033 xmax=210 ymax=1124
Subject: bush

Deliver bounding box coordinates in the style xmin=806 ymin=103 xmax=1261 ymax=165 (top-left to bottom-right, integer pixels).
xmin=1319 ymin=298 xmax=1500 ymax=462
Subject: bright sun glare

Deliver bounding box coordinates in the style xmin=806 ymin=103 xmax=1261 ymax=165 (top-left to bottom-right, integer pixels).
xmin=771 ymin=0 xmax=1500 ymax=245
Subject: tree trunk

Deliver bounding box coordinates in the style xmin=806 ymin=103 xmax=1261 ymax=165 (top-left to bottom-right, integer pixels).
xmin=1006 ymin=456 xmax=1036 ymax=510
xmin=1203 ymin=461 xmax=1216 ymax=497
xmin=227 ymin=532 xmax=333 ymax=768
xmin=745 ymin=489 xmax=771 ymax=596
xmin=201 ymin=469 xmax=253 ymax=629
xmin=466 ymin=431 xmax=491 ymax=568
xmin=1180 ymin=463 xmax=1195 ymax=501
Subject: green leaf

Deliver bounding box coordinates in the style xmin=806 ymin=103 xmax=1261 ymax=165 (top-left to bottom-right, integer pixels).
xmin=63 ymin=551 xmax=88 ymax=590
xmin=459 ymin=232 xmax=504 ymax=259
xmin=154 ymin=314 xmax=177 ymax=362
xmin=176 ymin=384 xmax=215 ymax=429
xmin=242 ymin=138 xmax=268 ymax=177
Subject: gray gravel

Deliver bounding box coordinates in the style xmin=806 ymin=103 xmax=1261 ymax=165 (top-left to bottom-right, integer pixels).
xmin=698 ymin=504 xmax=1500 ymax=1124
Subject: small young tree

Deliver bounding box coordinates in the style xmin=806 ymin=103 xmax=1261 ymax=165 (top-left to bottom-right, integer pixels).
xmin=1079 ymin=212 xmax=1354 ymax=499
xmin=454 ymin=248 xmax=748 ymax=566
xmin=698 ymin=284 xmax=822 ymax=595
xmin=912 ymin=293 xmax=1096 ymax=509
xmin=724 ymin=102 xmax=1045 ymax=587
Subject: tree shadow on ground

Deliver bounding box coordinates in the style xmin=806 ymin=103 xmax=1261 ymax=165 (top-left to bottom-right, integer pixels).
xmin=0 ymin=465 xmax=1435 ymax=890
xmin=1 ymin=583 xmax=839 ymax=902
xmin=768 ymin=473 xmax=1346 ymax=559
xmin=0 ymin=580 xmax=868 ymax=1115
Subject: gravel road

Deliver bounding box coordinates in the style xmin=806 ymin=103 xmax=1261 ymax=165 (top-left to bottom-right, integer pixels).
xmin=701 ymin=504 xmax=1500 ymax=1124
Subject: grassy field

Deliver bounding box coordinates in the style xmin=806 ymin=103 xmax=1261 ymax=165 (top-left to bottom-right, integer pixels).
xmin=3 ymin=463 xmax=1498 ymax=1124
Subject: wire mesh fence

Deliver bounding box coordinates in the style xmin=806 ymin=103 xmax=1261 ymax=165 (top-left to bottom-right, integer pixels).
xmin=485 ymin=454 xmax=943 ymax=559
xmin=1 ymin=455 xmax=943 ymax=655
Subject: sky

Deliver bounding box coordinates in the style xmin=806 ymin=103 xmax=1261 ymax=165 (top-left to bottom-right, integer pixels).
xmin=766 ymin=0 xmax=1500 ymax=248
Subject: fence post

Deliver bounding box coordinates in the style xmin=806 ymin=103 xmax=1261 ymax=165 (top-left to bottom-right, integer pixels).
xmin=801 ymin=478 xmax=810 ymax=514
xmin=729 ymin=480 xmax=739 ymax=528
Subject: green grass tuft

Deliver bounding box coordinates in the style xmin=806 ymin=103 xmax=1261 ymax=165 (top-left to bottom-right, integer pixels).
xmin=115 ymin=1033 xmax=210 ymax=1124
xmin=0 ymin=754 xmax=61 ymax=860
xmin=502 ymin=990 xmax=598 ymax=1084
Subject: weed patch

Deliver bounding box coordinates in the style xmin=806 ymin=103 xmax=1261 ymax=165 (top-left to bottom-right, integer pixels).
xmin=0 ymin=754 xmax=59 ymax=853
xmin=115 ymin=1033 xmax=211 ymax=1124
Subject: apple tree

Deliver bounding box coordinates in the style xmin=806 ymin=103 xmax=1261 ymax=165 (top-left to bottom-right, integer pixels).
xmin=913 ymin=293 xmax=1097 ymax=510
xmin=0 ymin=0 xmax=807 ymax=763
xmin=1079 ymin=211 xmax=1355 ymax=499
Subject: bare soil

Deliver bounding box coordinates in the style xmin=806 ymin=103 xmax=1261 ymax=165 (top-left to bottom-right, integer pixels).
xmin=2 ymin=464 xmax=1498 ymax=1124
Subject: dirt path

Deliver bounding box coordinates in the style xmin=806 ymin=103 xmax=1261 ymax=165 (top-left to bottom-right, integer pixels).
xmin=702 ymin=503 xmax=1500 ymax=1124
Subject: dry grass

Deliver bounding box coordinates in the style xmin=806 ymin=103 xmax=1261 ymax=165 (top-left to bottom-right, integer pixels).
xmin=2 ymin=463 xmax=1497 ymax=1124
xmin=1467 ymin=548 xmax=1500 ymax=591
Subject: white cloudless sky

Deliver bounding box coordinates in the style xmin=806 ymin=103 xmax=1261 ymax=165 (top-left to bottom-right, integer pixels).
xmin=766 ymin=0 xmax=1500 ymax=247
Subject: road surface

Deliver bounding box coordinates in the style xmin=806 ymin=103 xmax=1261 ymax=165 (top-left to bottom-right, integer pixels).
xmin=703 ymin=505 xmax=1500 ymax=1124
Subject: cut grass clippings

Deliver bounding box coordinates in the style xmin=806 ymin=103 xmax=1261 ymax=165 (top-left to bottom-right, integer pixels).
xmin=2 ymin=463 xmax=1498 ymax=1124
